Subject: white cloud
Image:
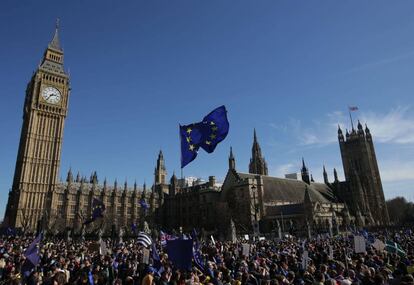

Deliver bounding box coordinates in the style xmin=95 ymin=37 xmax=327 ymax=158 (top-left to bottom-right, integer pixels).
xmin=342 ymin=50 xmax=414 ymax=75
xmin=360 ymin=107 xmax=414 ymax=144
xmin=270 ymin=106 xmax=414 ymax=147
xmin=379 ymin=159 xmax=414 ymax=182
xmin=274 ymin=163 xmax=296 ymax=177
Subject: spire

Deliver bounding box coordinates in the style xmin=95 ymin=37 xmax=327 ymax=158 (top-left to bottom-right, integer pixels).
xmin=253 ymin=128 xmax=258 ymax=143
xmin=124 ymin=180 xmax=128 ymax=191
xmin=301 ymin=158 xmax=310 ymax=184
xmin=249 ymin=129 xmax=268 ymax=175
xmin=333 ymin=168 xmax=338 ymax=182
xmin=48 ymin=19 xmax=62 ymax=51
xmin=229 ymin=146 xmax=236 ymax=170
xmin=114 ymin=179 xmax=118 ymax=190
xmin=310 ymin=174 xmax=315 ymax=183
xmin=357 ymin=120 xmax=364 ymax=136
xmin=103 ymin=178 xmax=107 ymax=190
xmin=76 ymin=172 xmax=81 ymax=183
xmin=302 ymin=158 xmax=306 ymax=171
xmin=66 ymin=168 xmax=73 ymax=183
xmin=134 ymin=180 xmax=137 ymax=191
xmin=323 ymin=165 xmax=329 ymax=184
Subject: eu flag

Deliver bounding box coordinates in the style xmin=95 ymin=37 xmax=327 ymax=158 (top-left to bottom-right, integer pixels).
xmin=180 ymin=106 xmax=229 ymax=168
xmin=22 ymin=233 xmax=42 ymax=276
xmin=84 ymin=198 xmax=105 ymax=224
xmin=140 ymin=198 xmax=149 ymax=210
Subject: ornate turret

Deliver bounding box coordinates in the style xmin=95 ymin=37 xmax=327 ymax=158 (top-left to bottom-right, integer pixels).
xmin=357 ymin=120 xmax=364 ymax=136
xmin=338 ymin=125 xmax=344 ymax=142
xmin=91 ymin=171 xmax=98 ymax=184
xmin=155 ymin=150 xmax=167 ymax=185
xmin=76 ymin=172 xmax=81 ymax=183
xmin=66 ymin=168 xmax=73 ymax=184
xmin=365 ymin=123 xmax=371 ymax=140
xmin=249 ymin=129 xmax=268 ymax=175
xmin=102 ymin=178 xmax=107 ymax=192
xmin=169 ymin=172 xmax=178 ymax=196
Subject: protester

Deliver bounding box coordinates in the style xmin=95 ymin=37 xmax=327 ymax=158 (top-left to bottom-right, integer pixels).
xmin=0 ymin=228 xmax=413 ymax=285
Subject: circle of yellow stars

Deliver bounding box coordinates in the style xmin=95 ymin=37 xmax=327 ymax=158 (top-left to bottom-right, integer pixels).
xmin=185 ymin=121 xmax=218 ymax=152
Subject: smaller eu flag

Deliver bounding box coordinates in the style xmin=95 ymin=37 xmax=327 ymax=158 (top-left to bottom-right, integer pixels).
xmin=84 ymin=198 xmax=105 ymax=224
xmin=180 ymin=106 xmax=229 ymax=168
xmin=22 ymin=233 xmax=42 ymax=276
xmin=140 ymin=198 xmax=149 ymax=210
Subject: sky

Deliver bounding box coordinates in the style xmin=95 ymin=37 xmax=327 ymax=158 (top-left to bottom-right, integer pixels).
xmin=1 ymin=1 xmax=414 ymax=217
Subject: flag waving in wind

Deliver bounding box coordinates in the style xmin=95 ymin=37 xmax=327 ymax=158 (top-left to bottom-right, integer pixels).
xmin=84 ymin=198 xmax=105 ymax=225
xmin=180 ymin=105 xmax=229 ymax=168
xmin=22 ymin=234 xmax=42 ymax=276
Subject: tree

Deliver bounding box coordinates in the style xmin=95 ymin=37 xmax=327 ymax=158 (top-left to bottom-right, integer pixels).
xmin=19 ymin=208 xmax=32 ymax=233
xmin=386 ymin=197 xmax=414 ymax=225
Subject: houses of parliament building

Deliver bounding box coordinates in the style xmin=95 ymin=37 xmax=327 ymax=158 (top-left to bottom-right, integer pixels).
xmin=3 ymin=24 xmax=389 ymax=235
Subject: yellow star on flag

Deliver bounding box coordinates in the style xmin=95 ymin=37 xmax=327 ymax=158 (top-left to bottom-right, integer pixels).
xmin=205 ymin=141 xmax=211 ymax=145
xmin=186 ymin=128 xmax=192 ymax=134
xmin=189 ymin=144 xmax=195 ymax=151
xmin=186 ymin=137 xmax=191 ymax=143
xmin=212 ymin=126 xmax=218 ymax=131
xmin=210 ymin=134 xmax=216 ymax=139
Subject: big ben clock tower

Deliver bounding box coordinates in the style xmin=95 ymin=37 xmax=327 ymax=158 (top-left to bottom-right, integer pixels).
xmin=5 ymin=21 xmax=70 ymax=230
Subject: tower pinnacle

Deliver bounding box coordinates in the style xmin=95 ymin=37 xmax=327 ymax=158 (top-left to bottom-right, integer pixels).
xmin=249 ymin=129 xmax=268 ymax=175
xmin=48 ymin=19 xmax=62 ymax=51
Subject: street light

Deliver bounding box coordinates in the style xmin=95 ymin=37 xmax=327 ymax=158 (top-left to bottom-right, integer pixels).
xmin=251 ymin=184 xmax=259 ymax=235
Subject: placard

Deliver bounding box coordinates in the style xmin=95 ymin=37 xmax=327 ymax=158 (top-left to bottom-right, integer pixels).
xmin=354 ymin=235 xmax=366 ymax=253
xmin=242 ymin=243 xmax=250 ymax=256
xmin=373 ymin=239 xmax=385 ymax=251
xmin=142 ymin=248 xmax=150 ymax=264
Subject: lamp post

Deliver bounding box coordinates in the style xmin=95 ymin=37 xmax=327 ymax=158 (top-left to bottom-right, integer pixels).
xmin=251 ymin=184 xmax=259 ymax=236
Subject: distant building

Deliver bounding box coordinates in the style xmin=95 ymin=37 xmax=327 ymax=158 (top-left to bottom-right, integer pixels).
xmin=285 ymin=173 xmax=301 ymax=180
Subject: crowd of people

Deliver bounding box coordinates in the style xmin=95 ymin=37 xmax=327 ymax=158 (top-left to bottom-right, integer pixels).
xmin=0 ymin=228 xmax=413 ymax=285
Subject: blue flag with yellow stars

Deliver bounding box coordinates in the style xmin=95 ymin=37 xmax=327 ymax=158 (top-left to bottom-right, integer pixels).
xmin=180 ymin=105 xmax=229 ymax=168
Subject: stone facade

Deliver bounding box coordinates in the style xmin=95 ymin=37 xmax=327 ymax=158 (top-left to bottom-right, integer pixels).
xmin=333 ymin=123 xmax=390 ymax=225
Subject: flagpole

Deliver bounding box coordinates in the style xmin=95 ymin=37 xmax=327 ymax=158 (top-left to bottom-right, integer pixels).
xmin=348 ymin=108 xmax=354 ymax=130
xmin=179 ymin=124 xmax=183 ymax=177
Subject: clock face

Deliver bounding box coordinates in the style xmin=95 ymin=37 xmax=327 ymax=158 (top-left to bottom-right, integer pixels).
xmin=41 ymin=87 xmax=61 ymax=104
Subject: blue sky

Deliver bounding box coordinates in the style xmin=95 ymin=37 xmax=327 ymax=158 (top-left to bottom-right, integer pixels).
xmin=1 ymin=1 xmax=414 ymax=216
